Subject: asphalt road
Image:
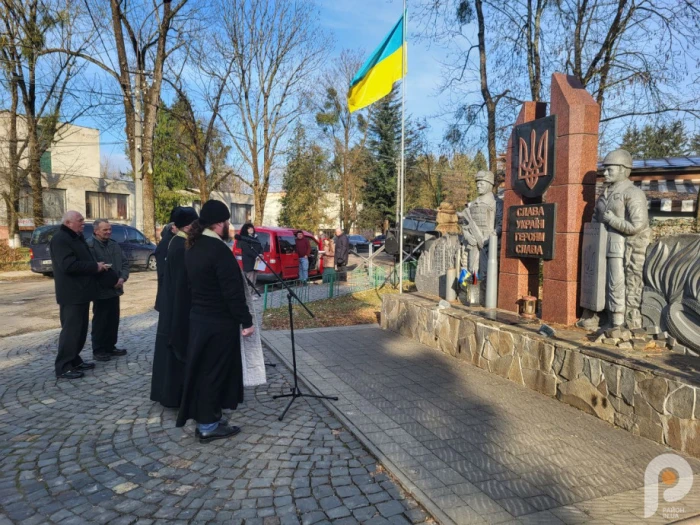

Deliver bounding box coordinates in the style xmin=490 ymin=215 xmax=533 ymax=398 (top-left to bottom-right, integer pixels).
xmin=0 ymin=253 xmax=392 ymax=339
xmin=0 ymin=270 xmax=158 ymax=338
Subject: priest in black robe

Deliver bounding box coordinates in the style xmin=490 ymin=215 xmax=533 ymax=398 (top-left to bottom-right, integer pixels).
xmin=150 ymin=206 xmax=199 ymax=408
xmin=176 ymin=200 xmax=254 ymax=444
xmin=154 ymin=207 xmax=180 ymax=312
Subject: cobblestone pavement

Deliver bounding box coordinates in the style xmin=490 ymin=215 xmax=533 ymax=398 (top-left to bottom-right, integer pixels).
xmin=263 ymin=326 xmax=700 ymax=525
xmin=0 ymin=313 xmax=430 ymax=525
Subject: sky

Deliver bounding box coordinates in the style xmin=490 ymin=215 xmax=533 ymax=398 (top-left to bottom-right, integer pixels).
xmin=93 ymin=0 xmax=454 ymax=173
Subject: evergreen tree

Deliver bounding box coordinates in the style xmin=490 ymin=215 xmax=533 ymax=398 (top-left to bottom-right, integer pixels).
xmin=361 ymin=85 xmax=419 ymax=230
xmin=691 ymin=133 xmax=700 ymax=156
xmin=279 ymin=125 xmax=331 ymax=232
xmin=619 ymin=120 xmax=688 ymax=159
xmin=152 ymin=104 xmax=189 ymax=225
xmin=473 ymin=151 xmax=488 ymax=171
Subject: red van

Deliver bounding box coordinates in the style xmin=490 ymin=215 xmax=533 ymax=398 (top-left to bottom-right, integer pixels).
xmin=232 ymin=226 xmax=324 ymax=281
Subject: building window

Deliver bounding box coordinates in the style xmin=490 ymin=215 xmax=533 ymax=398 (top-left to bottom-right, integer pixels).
xmin=40 ymin=151 xmax=52 ymax=173
xmin=85 ymin=191 xmax=129 ymax=220
xmin=18 ymin=188 xmax=66 ymax=219
xmin=231 ymin=203 xmax=252 ymax=224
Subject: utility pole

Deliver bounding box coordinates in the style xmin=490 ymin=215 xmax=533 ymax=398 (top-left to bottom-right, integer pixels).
xmin=133 ymin=82 xmax=144 ymax=232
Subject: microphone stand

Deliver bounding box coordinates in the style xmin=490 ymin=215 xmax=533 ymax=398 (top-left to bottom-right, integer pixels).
xmin=236 ymin=236 xmax=337 ymax=420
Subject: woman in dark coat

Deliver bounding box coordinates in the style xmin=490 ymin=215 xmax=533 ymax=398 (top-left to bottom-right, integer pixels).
xmin=150 ymin=207 xmax=199 ymax=408
xmin=239 ymin=222 xmax=260 ymax=291
xmin=176 ymin=200 xmax=254 ymax=443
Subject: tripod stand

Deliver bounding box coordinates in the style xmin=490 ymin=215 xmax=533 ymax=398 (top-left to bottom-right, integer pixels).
xmin=236 ymin=236 xmax=337 ymax=420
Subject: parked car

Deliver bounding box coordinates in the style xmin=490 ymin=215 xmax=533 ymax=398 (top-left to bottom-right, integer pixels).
xmin=348 ymin=234 xmax=370 ymax=253
xmin=385 ymin=208 xmax=439 ymax=257
xmin=232 ymin=226 xmax=324 ymax=282
xmin=371 ymin=235 xmax=386 ymax=249
xmin=29 ymin=223 xmax=157 ymax=275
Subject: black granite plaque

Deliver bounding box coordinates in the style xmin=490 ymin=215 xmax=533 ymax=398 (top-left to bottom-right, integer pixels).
xmin=512 ymin=115 xmax=556 ymax=198
xmin=506 ymin=203 xmax=556 ymax=260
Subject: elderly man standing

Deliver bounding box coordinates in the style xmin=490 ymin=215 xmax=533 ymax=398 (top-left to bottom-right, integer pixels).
xmin=50 ymin=211 xmax=108 ymax=379
xmin=87 ymin=219 xmax=130 ymax=361
xmin=334 ymin=228 xmax=349 ymax=282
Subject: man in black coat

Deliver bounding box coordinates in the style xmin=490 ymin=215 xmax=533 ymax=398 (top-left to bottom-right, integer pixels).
xmin=334 ymin=227 xmax=349 ymax=282
xmin=50 ymin=211 xmax=108 ymax=379
xmin=87 ymin=219 xmax=130 ymax=361
xmin=151 ymin=206 xmax=198 ymax=408
xmin=176 ymin=200 xmax=254 ymax=444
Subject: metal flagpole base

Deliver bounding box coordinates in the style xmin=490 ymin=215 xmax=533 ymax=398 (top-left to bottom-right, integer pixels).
xmin=273 ymin=387 xmax=338 ymax=421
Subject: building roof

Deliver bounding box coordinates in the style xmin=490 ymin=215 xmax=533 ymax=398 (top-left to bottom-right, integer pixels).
xmin=597 ymin=156 xmax=700 ymax=174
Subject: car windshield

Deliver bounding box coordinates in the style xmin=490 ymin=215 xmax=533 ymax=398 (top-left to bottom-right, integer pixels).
xmin=349 ymin=235 xmax=366 ymax=242
xmin=30 ymin=225 xmax=58 ymax=244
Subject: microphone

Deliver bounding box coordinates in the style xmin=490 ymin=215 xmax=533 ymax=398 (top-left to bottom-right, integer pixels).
xmin=234 ymin=233 xmax=262 ymax=244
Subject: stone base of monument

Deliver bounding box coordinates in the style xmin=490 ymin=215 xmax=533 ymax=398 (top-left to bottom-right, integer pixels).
xmin=382 ymin=293 xmax=700 ymax=459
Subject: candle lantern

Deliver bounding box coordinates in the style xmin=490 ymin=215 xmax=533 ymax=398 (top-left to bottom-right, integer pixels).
xmin=521 ymin=295 xmax=537 ymax=319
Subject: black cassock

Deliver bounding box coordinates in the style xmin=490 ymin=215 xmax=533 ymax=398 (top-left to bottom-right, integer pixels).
xmin=154 ymin=225 xmax=174 ymax=312
xmin=176 ymin=234 xmax=253 ymax=427
xmin=150 ymin=234 xmax=190 ymax=408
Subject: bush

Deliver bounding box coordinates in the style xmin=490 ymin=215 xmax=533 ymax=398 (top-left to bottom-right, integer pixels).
xmin=0 ymin=244 xmax=30 ymax=271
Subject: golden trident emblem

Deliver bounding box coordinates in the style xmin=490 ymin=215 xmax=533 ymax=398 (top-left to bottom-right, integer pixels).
xmin=518 ymin=128 xmax=549 ymax=190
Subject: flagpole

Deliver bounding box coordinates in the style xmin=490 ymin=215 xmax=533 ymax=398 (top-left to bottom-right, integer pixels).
xmin=398 ymin=0 xmax=406 ymax=293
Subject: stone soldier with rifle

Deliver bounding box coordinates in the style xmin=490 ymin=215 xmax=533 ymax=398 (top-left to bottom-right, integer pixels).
xmin=457 ymin=170 xmax=502 ymax=302
xmin=578 ymin=149 xmax=651 ymax=330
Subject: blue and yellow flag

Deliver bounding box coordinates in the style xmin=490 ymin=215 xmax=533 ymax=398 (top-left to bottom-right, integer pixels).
xmin=348 ymin=15 xmax=406 ymax=113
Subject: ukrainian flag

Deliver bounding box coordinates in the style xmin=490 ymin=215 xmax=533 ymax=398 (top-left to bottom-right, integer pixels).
xmin=348 ymin=14 xmax=406 ymax=113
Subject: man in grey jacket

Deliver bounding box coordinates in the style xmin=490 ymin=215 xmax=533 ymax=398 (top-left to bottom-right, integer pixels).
xmin=87 ymin=219 xmax=130 ymax=361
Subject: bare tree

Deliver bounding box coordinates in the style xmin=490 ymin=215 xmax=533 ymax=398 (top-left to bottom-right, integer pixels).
xmin=556 ymin=0 xmax=700 ymax=123
xmin=315 ymin=50 xmax=369 ymax=231
xmin=0 ymin=0 xmax=91 ymax=232
xmin=417 ymin=0 xmax=511 ymax=172
xmin=164 ymin=24 xmax=243 ymax=203
xmin=72 ymin=0 xmax=193 ymax=239
xmin=216 ymin=0 xmax=329 ymax=225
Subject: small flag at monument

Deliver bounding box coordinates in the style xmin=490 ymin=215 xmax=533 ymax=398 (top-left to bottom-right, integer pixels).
xmin=347 ymin=14 xmax=406 ymax=113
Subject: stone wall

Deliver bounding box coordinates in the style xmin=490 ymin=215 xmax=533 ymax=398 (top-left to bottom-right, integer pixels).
xmin=381 ymin=293 xmax=700 ymax=458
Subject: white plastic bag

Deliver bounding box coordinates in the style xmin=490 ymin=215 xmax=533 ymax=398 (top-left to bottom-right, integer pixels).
xmin=241 ymin=278 xmax=266 ymax=387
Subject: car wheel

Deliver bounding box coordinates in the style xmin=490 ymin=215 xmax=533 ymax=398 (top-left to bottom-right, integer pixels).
xmin=147 ymin=255 xmax=157 ymax=271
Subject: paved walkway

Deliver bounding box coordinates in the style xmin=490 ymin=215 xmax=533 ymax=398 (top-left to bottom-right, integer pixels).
xmin=0 ymin=313 xmax=428 ymax=525
xmin=262 ymin=325 xmax=700 ymax=525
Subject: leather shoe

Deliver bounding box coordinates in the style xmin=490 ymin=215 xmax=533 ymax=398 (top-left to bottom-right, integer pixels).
xmin=198 ymin=423 xmax=241 ymax=444
xmin=110 ymin=348 xmax=127 ymax=357
xmin=195 ymin=419 xmax=228 ymax=438
xmin=93 ymin=353 xmax=111 ymax=362
xmin=57 ymin=370 xmax=84 ymax=380
xmin=75 ymin=362 xmax=95 ymax=370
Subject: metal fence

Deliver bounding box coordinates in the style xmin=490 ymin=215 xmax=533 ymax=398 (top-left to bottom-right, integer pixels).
xmin=261 ymin=261 xmax=417 ymax=312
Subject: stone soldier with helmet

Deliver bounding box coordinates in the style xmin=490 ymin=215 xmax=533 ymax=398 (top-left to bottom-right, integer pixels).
xmin=579 ymin=149 xmax=650 ymax=329
xmin=458 ymin=170 xmax=502 ymax=300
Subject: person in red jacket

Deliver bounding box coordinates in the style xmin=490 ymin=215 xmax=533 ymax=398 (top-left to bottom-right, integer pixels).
xmin=295 ymin=230 xmax=311 ymax=282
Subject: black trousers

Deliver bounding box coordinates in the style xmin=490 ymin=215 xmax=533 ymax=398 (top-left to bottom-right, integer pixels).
xmin=56 ymin=303 xmax=90 ymax=376
xmin=92 ymin=297 xmax=120 ymax=356
xmin=336 ymin=263 xmax=347 ymax=282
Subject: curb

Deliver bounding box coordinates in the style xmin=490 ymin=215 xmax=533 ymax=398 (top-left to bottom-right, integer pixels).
xmin=262 ymin=331 xmax=456 ymax=525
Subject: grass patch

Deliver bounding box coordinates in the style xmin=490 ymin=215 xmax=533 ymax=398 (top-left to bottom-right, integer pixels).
xmin=261 ymin=283 xmax=415 ymax=330
xmin=0 ymin=246 xmax=30 ymax=272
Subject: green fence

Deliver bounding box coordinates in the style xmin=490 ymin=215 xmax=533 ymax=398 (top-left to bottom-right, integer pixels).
xmin=262 ymin=261 xmax=417 ymax=312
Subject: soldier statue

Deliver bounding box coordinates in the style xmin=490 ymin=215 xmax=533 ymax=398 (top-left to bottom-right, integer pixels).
xmin=457 ymin=170 xmax=502 ymax=302
xmin=578 ymin=149 xmax=651 ymax=330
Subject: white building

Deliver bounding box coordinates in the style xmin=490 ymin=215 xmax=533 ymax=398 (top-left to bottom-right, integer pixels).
xmin=178 ymin=189 xmax=255 ymax=233
xmin=263 ymin=191 xmax=342 ymax=236
xmin=0 ymin=115 xmax=135 ymax=245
